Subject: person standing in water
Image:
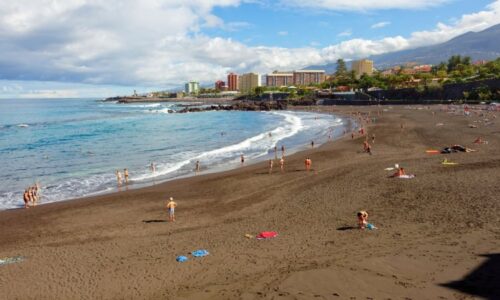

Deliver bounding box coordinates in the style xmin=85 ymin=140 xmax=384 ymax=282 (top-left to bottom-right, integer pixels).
xmin=311 ymin=140 xmax=314 ymax=148
xmin=115 ymin=170 xmax=122 ymax=186
xmin=166 ymin=197 xmax=177 ymax=222
xmin=23 ymin=189 xmax=30 ymax=209
xmin=195 ymin=160 xmax=200 ymax=174
xmin=123 ymin=168 xmax=129 ymax=184
xmin=281 ymin=145 xmax=285 ymax=158
xmin=274 ymin=146 xmax=278 ymax=160
xmin=240 ymin=154 xmax=245 ymax=165
xmin=150 ymin=162 xmax=156 ymax=173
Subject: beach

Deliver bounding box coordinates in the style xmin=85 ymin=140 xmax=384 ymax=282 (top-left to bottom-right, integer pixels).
xmin=1 ymin=105 xmax=499 ymax=299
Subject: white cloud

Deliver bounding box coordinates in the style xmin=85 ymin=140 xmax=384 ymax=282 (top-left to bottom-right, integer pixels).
xmin=371 ymin=21 xmax=391 ymax=29
xmin=281 ymin=0 xmax=449 ymax=11
xmin=277 ymin=31 xmax=288 ymax=36
xmin=337 ymin=29 xmax=352 ymax=37
xmin=0 ymin=0 xmax=500 ymax=93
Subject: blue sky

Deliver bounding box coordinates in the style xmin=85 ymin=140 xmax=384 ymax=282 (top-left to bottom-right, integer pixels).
xmin=0 ymin=0 xmax=499 ymax=98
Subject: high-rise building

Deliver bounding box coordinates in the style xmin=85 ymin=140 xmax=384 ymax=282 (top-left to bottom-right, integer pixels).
xmin=351 ymin=59 xmax=374 ymax=79
xmin=227 ymin=73 xmax=239 ymax=91
xmin=185 ymin=81 xmax=200 ymax=95
xmin=266 ymin=71 xmax=293 ymax=87
xmin=239 ymin=73 xmax=261 ymax=93
xmin=293 ymin=70 xmax=326 ymax=85
xmin=215 ymin=80 xmax=226 ymax=91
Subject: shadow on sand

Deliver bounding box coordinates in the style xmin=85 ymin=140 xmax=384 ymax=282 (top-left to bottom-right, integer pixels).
xmin=336 ymin=226 xmax=357 ymax=231
xmin=441 ymin=253 xmax=500 ymax=299
xmin=142 ymin=220 xmax=167 ymax=223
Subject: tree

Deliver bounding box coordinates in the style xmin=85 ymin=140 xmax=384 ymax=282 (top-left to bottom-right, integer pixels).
xmin=336 ymin=59 xmax=348 ymax=76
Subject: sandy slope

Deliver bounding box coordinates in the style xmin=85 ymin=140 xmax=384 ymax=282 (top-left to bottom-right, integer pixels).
xmin=0 ymin=105 xmax=499 ymax=300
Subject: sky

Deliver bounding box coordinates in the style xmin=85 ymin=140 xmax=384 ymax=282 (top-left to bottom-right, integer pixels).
xmin=0 ymin=0 xmax=499 ymax=98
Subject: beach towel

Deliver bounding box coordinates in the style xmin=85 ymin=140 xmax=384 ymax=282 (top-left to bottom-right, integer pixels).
xmin=256 ymin=231 xmax=278 ymax=239
xmin=191 ymin=249 xmax=209 ymax=257
xmin=384 ymin=167 xmax=395 ymax=171
xmin=0 ymin=256 xmax=24 ymax=266
xmin=176 ymin=255 xmax=188 ymax=262
xmin=397 ymin=174 xmax=415 ymax=179
xmin=426 ymin=150 xmax=440 ymax=154
xmin=442 ymin=161 xmax=458 ymax=165
xmin=366 ymin=223 xmax=377 ymax=230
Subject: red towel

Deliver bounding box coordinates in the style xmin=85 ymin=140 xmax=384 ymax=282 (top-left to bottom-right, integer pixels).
xmin=256 ymin=231 xmax=278 ymax=239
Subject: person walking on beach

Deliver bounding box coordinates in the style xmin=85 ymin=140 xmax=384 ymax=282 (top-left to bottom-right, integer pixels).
xmin=280 ymin=157 xmax=285 ymax=173
xmin=268 ymin=159 xmax=274 ymax=174
xmin=371 ymin=134 xmax=375 ymax=144
xmin=281 ymin=145 xmax=285 ymax=158
xmin=166 ymin=197 xmax=177 ymax=222
xmin=195 ymin=160 xmax=200 ymax=174
xmin=115 ymin=170 xmax=122 ymax=186
xmin=305 ymin=158 xmax=312 ymax=172
xmin=311 ymin=140 xmax=314 ymax=148
xmin=274 ymin=146 xmax=278 ymax=160
xmin=123 ymin=169 xmax=129 ymax=184
xmin=351 ymin=132 xmax=354 ymax=140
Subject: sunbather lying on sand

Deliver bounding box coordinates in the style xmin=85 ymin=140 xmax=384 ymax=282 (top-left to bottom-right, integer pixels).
xmin=441 ymin=145 xmax=476 ymax=154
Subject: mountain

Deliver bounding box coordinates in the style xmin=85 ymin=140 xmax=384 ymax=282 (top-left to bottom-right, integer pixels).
xmin=305 ymin=23 xmax=500 ymax=73
xmin=372 ymin=23 xmax=500 ymax=68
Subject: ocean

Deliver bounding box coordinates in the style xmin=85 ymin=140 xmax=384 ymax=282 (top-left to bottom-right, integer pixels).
xmin=0 ymin=98 xmax=353 ymax=210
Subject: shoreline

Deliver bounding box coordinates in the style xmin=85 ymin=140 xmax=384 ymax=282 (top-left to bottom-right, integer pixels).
xmin=1 ymin=108 xmax=355 ymax=212
xmin=1 ymin=105 xmax=498 ymax=299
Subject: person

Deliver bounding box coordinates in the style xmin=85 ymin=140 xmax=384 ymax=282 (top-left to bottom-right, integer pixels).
xmin=357 ymin=211 xmax=369 ymax=229
xmin=274 ymin=146 xmax=278 ymax=160
xmin=474 ymin=137 xmax=485 ymax=144
xmin=23 ymin=189 xmax=30 ymax=209
xmin=166 ymin=197 xmax=177 ymax=222
xmin=392 ymin=167 xmax=406 ymax=178
xmin=280 ymin=157 xmax=285 ymax=172
xmin=311 ymin=140 xmax=314 ymax=148
xmin=371 ymin=134 xmax=375 ymax=144
xmin=240 ymin=154 xmax=245 ymax=165
xmin=268 ymin=159 xmax=274 ymax=174
xmin=351 ymin=132 xmax=354 ymax=140
xmin=281 ymin=145 xmax=285 ymax=158
xmin=305 ymin=157 xmax=312 ymax=172
xmin=195 ymin=160 xmax=200 ymax=173
xmin=31 ymin=185 xmax=38 ymax=206
xmin=123 ymin=168 xmax=129 ymax=184
xmin=150 ymin=162 xmax=156 ymax=173
xmin=27 ymin=187 xmax=35 ymax=206
xmin=115 ymin=170 xmax=122 ymax=185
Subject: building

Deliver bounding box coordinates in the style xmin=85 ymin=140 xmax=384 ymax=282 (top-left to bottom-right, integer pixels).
xmin=413 ymin=65 xmax=433 ymax=73
xmin=293 ymin=70 xmax=326 ymax=86
xmin=238 ymin=73 xmax=261 ymax=93
xmin=227 ymin=73 xmax=239 ymax=91
xmin=266 ymin=71 xmax=294 ymax=87
xmin=185 ymin=81 xmax=200 ymax=95
xmin=214 ymin=80 xmax=226 ymax=91
xmin=351 ymin=59 xmax=374 ymax=79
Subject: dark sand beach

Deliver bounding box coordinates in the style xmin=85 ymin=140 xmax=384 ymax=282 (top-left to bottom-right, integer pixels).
xmin=1 ymin=105 xmax=499 ymax=299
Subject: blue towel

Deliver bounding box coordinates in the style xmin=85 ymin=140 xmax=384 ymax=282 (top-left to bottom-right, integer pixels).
xmin=176 ymin=255 xmax=188 ymax=262
xmin=367 ymin=223 xmax=376 ymax=230
xmin=191 ymin=249 xmax=209 ymax=257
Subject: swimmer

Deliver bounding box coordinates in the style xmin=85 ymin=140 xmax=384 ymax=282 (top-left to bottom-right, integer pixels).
xmin=123 ymin=168 xmax=129 ymax=184
xmin=195 ymin=160 xmax=200 ymax=173
xmin=166 ymin=197 xmax=177 ymax=222
xmin=23 ymin=189 xmax=30 ymax=209
xmin=115 ymin=170 xmax=122 ymax=186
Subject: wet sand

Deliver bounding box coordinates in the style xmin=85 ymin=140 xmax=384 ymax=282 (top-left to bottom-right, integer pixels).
xmin=1 ymin=105 xmax=499 ymax=299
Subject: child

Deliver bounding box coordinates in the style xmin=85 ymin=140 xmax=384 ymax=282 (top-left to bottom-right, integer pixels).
xmin=357 ymin=211 xmax=368 ymax=229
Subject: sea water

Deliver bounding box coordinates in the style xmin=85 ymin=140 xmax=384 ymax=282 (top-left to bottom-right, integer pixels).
xmin=0 ymin=98 xmax=353 ymax=210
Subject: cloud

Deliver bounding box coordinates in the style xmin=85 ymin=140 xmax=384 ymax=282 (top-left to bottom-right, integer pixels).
xmin=0 ymin=0 xmax=500 ymax=93
xmin=337 ymin=29 xmax=352 ymax=37
xmin=277 ymin=31 xmax=288 ymax=36
xmin=281 ymin=0 xmax=450 ymax=11
xmin=371 ymin=21 xmax=391 ymax=29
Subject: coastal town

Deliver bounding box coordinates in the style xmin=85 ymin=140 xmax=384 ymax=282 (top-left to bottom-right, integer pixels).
xmin=112 ymin=56 xmax=500 ymax=104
